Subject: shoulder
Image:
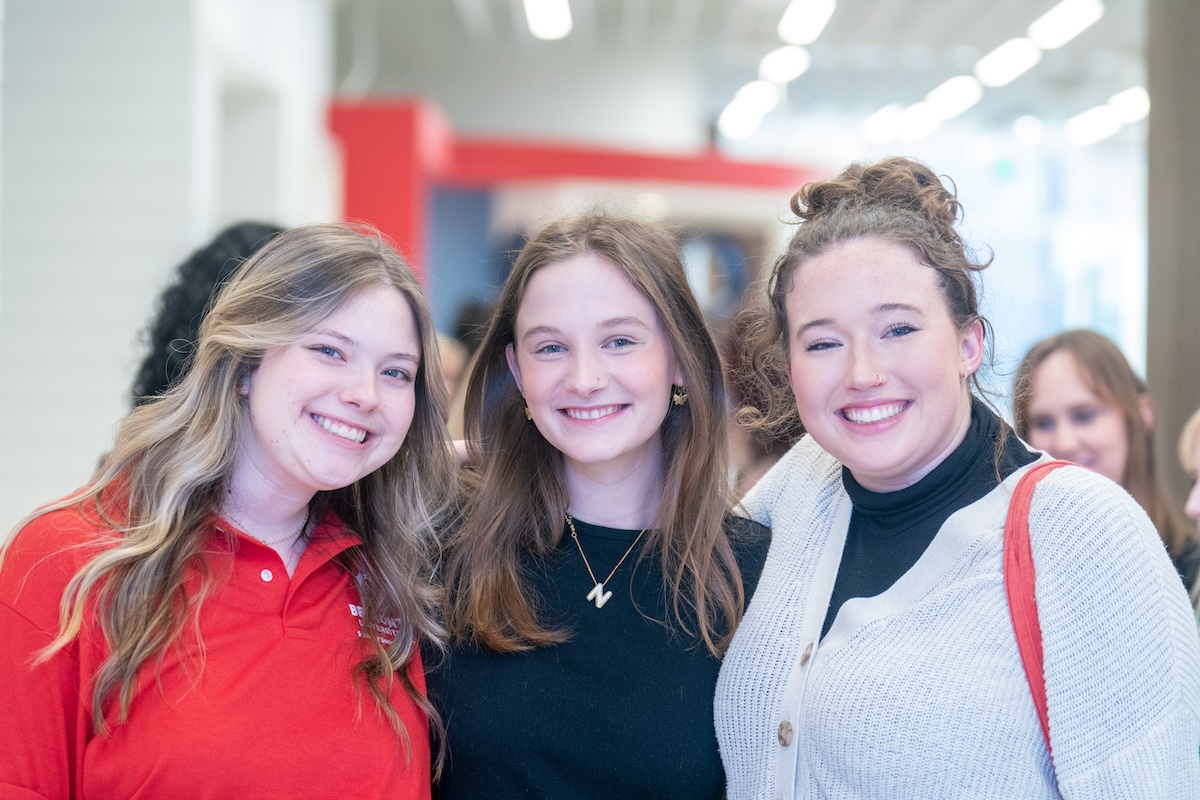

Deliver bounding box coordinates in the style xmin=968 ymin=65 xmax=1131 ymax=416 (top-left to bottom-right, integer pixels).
xmin=1 ymin=502 xmax=113 ymax=629
xmin=738 ymin=434 xmax=843 ymax=528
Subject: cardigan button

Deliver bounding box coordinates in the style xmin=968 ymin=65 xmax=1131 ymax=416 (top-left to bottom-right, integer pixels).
xmin=260 ymin=568 xmax=274 ymax=582
xmin=777 ymin=720 xmax=794 ymax=746
xmin=799 ymin=642 xmax=813 ymax=666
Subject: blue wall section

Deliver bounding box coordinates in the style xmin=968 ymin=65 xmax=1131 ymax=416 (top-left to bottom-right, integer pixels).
xmin=427 ymin=187 xmax=499 ymax=336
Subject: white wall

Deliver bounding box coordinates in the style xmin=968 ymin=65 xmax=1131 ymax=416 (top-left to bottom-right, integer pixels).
xmin=0 ymin=0 xmax=339 ymax=533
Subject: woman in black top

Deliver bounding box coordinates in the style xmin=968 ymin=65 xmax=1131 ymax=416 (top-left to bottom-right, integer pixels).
xmin=427 ymin=213 xmax=770 ymax=799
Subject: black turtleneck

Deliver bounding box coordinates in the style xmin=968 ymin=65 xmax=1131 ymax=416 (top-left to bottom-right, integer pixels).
xmin=821 ymin=400 xmax=1038 ymax=637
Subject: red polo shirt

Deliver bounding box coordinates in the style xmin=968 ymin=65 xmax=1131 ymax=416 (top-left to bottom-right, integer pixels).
xmin=0 ymin=499 xmax=432 ymax=799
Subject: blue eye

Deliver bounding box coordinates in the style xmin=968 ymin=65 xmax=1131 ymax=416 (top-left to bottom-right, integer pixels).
xmin=884 ymin=324 xmax=917 ymax=338
xmin=536 ymin=343 xmax=564 ymax=355
xmin=804 ymin=340 xmax=838 ymax=352
xmin=312 ymin=344 xmax=341 ymax=358
xmin=1031 ymin=416 xmax=1055 ymax=432
xmin=383 ymin=368 xmax=412 ymax=382
xmin=606 ymin=337 xmax=634 ymax=349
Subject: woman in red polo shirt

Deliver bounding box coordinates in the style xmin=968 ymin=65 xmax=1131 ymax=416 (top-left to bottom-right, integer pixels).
xmin=0 ymin=223 xmax=456 ymax=799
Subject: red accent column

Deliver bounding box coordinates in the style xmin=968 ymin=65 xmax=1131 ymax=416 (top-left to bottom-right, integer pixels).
xmin=329 ymin=99 xmax=452 ymax=278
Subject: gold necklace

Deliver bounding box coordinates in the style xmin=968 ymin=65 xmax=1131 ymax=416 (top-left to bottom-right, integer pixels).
xmin=253 ymin=507 xmax=311 ymax=547
xmin=566 ymin=513 xmax=646 ymax=609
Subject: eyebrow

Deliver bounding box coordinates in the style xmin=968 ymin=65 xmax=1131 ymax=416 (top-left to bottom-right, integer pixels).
xmin=520 ymin=316 xmax=653 ymax=342
xmin=315 ymin=329 xmax=420 ymax=364
xmin=794 ymin=302 xmax=925 ymax=337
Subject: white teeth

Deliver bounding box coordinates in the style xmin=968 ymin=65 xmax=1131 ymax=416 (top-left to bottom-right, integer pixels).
xmin=313 ymin=415 xmax=367 ymax=443
xmin=565 ymin=405 xmax=621 ymax=421
xmin=843 ymin=403 xmax=905 ymax=424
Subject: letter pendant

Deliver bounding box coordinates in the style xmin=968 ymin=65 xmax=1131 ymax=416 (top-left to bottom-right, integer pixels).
xmin=587 ymin=582 xmax=613 ymax=609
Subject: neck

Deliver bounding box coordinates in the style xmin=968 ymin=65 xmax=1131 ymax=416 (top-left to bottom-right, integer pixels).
xmin=223 ymin=463 xmax=314 ymax=542
xmin=563 ymin=449 xmax=664 ymax=529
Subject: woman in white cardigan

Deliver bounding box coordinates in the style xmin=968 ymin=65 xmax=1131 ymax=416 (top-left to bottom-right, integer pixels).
xmin=715 ymin=157 xmax=1200 ymax=799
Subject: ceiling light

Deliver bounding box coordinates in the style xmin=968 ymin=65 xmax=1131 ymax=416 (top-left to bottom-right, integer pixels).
xmin=718 ymin=103 xmax=764 ymax=141
xmin=925 ymin=75 xmax=983 ymax=120
xmin=975 ymin=38 xmax=1042 ymax=87
xmin=1065 ymin=105 xmax=1121 ymax=146
xmin=759 ymin=45 xmax=812 ymax=83
xmin=862 ymin=104 xmax=903 ymax=144
xmin=523 ymin=0 xmax=572 ymax=40
xmin=734 ymin=80 xmax=783 ymax=116
xmin=778 ymin=0 xmax=837 ymax=45
xmin=1108 ymin=86 xmax=1149 ymax=123
xmin=898 ymin=102 xmax=942 ymax=141
xmin=1028 ymin=0 xmax=1104 ymax=50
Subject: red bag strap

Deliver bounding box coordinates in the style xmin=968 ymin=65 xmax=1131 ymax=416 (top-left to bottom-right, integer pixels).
xmin=1004 ymin=459 xmax=1072 ymax=763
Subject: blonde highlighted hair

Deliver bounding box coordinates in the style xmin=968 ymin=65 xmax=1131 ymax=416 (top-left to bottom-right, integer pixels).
xmin=4 ymin=223 xmax=456 ymax=764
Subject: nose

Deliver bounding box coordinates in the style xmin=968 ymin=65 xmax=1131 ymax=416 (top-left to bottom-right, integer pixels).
xmin=339 ymin=368 xmax=380 ymax=410
xmin=1185 ymin=478 xmax=1200 ymax=522
xmin=847 ymin=345 xmax=883 ymax=390
xmin=565 ymin=350 xmax=607 ymax=396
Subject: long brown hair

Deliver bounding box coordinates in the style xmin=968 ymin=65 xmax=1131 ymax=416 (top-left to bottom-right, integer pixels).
xmin=4 ymin=223 xmax=456 ymax=762
xmin=443 ymin=212 xmax=744 ymax=656
xmin=1013 ymin=329 xmax=1195 ymax=557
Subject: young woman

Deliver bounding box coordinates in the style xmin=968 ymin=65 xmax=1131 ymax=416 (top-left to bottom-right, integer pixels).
xmin=716 ymin=158 xmax=1200 ymax=798
xmin=427 ymin=213 xmax=771 ymax=799
xmin=1013 ymin=328 xmax=1200 ymax=589
xmin=0 ymin=224 xmax=456 ymax=799
xmin=1179 ymin=406 xmax=1200 ymax=603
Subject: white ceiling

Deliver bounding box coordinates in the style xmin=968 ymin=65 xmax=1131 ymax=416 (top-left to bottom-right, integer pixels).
xmin=334 ymin=0 xmax=1145 ymax=157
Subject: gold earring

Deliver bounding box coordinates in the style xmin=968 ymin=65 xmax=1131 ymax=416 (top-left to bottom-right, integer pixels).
xmin=524 ymin=406 xmax=532 ymax=420
xmin=672 ymin=386 xmax=688 ymax=406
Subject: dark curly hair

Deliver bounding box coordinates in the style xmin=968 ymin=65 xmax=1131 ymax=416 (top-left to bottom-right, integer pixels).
xmin=132 ymin=221 xmax=284 ymax=404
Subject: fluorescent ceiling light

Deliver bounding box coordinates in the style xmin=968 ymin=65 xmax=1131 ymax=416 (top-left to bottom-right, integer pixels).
xmin=1065 ymin=105 xmax=1121 ymax=146
xmin=718 ymin=103 xmax=764 ymax=140
xmin=734 ymin=80 xmax=783 ymax=116
xmin=778 ymin=0 xmax=837 ymax=45
xmin=862 ymin=104 xmax=903 ymax=144
xmin=523 ymin=0 xmax=572 ymax=40
xmin=975 ymin=38 xmax=1042 ymax=87
xmin=898 ymin=101 xmax=942 ymax=141
xmin=925 ymin=75 xmax=983 ymax=120
xmin=1109 ymin=86 xmax=1149 ymax=123
xmin=1028 ymin=0 xmax=1104 ymax=50
xmin=759 ymin=45 xmax=812 ymax=83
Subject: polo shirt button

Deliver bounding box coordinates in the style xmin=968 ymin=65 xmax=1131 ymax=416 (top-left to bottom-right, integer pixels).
xmin=799 ymin=642 xmax=813 ymax=666
xmin=777 ymin=720 xmax=793 ymax=746
xmin=260 ymin=568 xmax=273 ymax=582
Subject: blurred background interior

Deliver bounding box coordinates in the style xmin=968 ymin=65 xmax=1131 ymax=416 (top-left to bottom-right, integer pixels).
xmin=1 ymin=0 xmax=1197 ymax=530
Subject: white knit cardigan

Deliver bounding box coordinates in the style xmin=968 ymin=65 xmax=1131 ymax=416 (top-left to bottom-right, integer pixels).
xmin=716 ymin=434 xmax=1200 ymax=799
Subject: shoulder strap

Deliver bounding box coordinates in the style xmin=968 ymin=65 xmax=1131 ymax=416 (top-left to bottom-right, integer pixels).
xmin=1004 ymin=460 xmax=1072 ymax=763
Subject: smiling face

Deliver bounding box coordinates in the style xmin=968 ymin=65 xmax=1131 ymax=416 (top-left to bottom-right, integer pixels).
xmin=235 ymin=285 xmax=421 ymax=502
xmin=1024 ymin=349 xmax=1130 ymax=486
xmin=506 ymin=252 xmax=681 ymax=487
xmin=784 ymin=237 xmax=983 ymax=492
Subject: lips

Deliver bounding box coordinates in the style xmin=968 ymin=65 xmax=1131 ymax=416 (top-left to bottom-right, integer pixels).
xmin=562 ymin=404 xmax=625 ymax=421
xmin=841 ymin=401 xmax=907 ymax=424
xmin=311 ymin=413 xmax=369 ymax=443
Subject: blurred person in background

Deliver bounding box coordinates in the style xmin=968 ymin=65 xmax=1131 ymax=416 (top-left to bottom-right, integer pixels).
xmin=0 ymin=224 xmax=455 ymax=799
xmin=1013 ymin=328 xmax=1200 ymax=591
xmin=1177 ymin=406 xmax=1200 ymax=603
xmin=132 ymin=221 xmax=284 ymax=404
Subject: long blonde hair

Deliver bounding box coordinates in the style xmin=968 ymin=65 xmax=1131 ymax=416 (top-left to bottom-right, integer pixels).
xmin=4 ymin=223 xmax=456 ymax=760
xmin=444 ymin=213 xmax=745 ymax=657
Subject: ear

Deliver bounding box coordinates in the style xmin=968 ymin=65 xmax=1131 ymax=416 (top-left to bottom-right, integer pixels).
xmin=959 ymin=318 xmax=984 ymax=377
xmin=239 ymin=370 xmax=253 ymax=398
xmin=505 ymin=343 xmax=524 ymax=395
xmin=1138 ymin=392 xmax=1155 ymax=432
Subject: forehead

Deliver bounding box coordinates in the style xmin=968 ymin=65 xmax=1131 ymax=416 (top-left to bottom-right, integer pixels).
xmin=1031 ymin=350 xmax=1101 ymax=403
xmin=516 ymin=252 xmax=659 ymax=325
xmin=787 ymin=238 xmax=943 ymax=310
